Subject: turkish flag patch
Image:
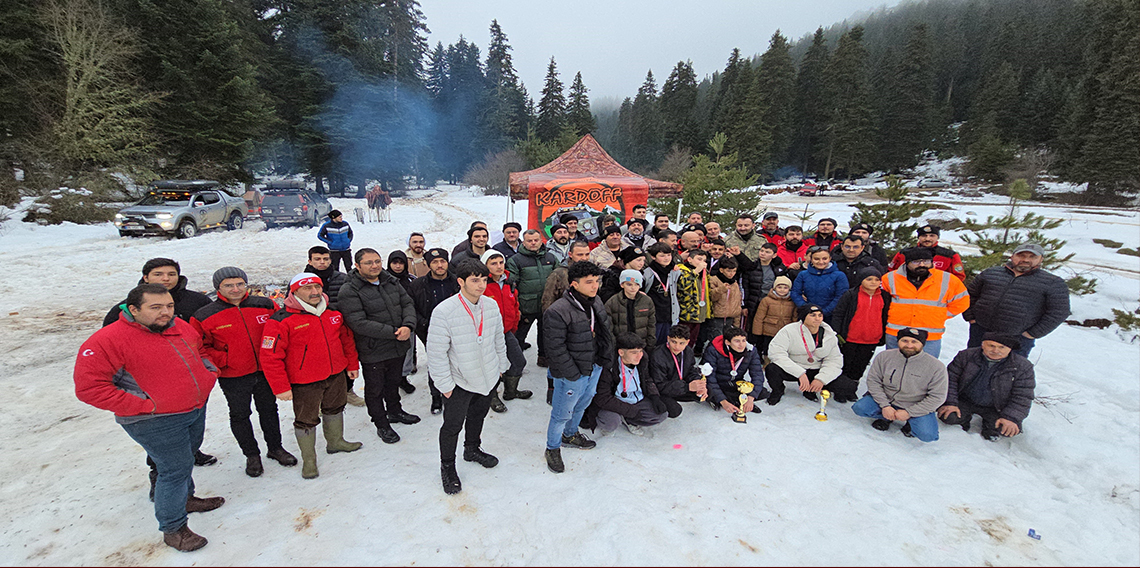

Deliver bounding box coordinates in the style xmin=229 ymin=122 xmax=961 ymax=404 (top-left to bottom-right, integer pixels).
xmin=261 ymin=336 xmax=276 ymax=349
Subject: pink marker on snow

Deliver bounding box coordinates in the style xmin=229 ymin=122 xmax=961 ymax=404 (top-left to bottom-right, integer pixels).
xmin=673 ymin=444 xmax=683 ymax=449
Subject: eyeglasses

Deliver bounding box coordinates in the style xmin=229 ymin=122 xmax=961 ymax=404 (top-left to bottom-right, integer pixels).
xmin=907 ymin=259 xmax=934 ymax=266
xmin=359 ymin=260 xmax=383 ymax=267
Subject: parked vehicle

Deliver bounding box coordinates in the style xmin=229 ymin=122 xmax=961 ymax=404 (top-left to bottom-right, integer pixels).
xmin=259 ymin=181 xmax=332 ymax=229
xmin=798 ymin=182 xmax=819 ymax=197
xmin=916 ymin=178 xmax=950 ymax=188
xmin=114 ymin=180 xmax=248 ymax=239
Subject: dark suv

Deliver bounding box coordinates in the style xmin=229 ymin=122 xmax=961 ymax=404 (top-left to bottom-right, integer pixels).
xmin=259 ymin=181 xmax=332 ymax=229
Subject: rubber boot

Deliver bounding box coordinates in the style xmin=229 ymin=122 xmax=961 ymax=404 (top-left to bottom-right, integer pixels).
xmin=321 ymin=412 xmax=363 ymax=454
xmin=501 ymin=375 xmax=532 ymax=400
xmin=489 ymin=379 xmax=507 ymax=413
xmin=295 ymin=427 xmax=319 ymax=479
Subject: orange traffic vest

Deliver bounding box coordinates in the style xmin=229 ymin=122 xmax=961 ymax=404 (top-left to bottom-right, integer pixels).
xmin=882 ymin=268 xmax=969 ymax=340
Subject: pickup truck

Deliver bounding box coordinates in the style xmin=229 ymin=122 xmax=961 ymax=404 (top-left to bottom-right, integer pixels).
xmin=114 ymin=180 xmax=248 ymax=238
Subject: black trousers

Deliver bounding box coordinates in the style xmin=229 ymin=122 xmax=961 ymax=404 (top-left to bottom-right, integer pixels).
xmin=840 ymin=342 xmax=878 ymax=384
xmin=330 ymin=249 xmax=352 ymax=273
xmin=515 ymin=312 xmax=544 ymax=356
xmin=415 ymin=330 xmax=442 ymax=398
xmin=939 ymin=399 xmax=1003 ymax=436
xmin=764 ymin=363 xmax=857 ymax=400
xmin=439 ymin=386 xmax=492 ymax=464
xmin=362 ymin=358 xmax=404 ymax=428
xmin=217 ymin=372 xmax=283 ymax=456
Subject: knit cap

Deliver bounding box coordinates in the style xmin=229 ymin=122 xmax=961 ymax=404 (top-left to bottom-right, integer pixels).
xmin=212 ymin=266 xmax=248 ymax=290
xmin=480 ymin=250 xmax=504 ymax=264
xmin=773 ymin=275 xmax=793 ymax=289
xmin=620 ymin=269 xmax=643 ymax=287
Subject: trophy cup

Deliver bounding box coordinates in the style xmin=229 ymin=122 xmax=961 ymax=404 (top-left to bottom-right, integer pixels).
xmin=815 ymin=390 xmax=832 ymax=422
xmin=731 ymin=380 xmax=754 ymax=423
xmin=697 ymin=363 xmax=713 ymax=402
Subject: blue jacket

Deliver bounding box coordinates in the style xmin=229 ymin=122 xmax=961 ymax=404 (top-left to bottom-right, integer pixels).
xmin=791 ymin=262 xmax=848 ymax=317
xmin=702 ymin=335 xmax=767 ymax=405
xmin=318 ymin=220 xmax=353 ymax=251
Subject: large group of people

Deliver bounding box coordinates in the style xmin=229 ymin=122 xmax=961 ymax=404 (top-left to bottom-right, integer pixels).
xmin=73 ymin=207 xmax=1071 ymax=552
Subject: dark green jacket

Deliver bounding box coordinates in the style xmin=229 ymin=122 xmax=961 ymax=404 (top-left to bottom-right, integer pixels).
xmin=506 ymin=246 xmax=559 ymax=315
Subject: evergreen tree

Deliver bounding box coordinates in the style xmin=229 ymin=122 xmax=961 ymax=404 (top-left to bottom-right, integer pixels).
xmin=1018 ymin=68 xmax=1065 ymax=146
xmin=566 ymin=72 xmax=596 ymax=136
xmin=734 ymin=65 xmax=772 ymax=174
xmin=791 ymin=28 xmax=830 ymax=176
xmin=821 ymin=26 xmax=876 ymax=179
xmin=961 ymin=178 xmax=1071 ymax=276
xmin=629 ymin=70 xmax=665 ymax=171
xmin=753 ymin=31 xmax=797 ymax=170
xmin=660 ymin=61 xmax=701 ymax=154
xmin=967 ymin=61 xmax=1020 ymax=144
xmin=433 ymin=37 xmax=485 ymax=181
xmin=710 ymin=49 xmax=747 ymax=137
xmin=665 ymin=132 xmax=759 ymax=225
xmin=0 ymin=0 xmax=53 ymax=169
xmin=611 ymin=97 xmax=635 ymax=165
xmin=535 ymin=57 xmax=566 ymax=142
xmin=849 ymin=175 xmax=931 ymax=253
xmin=482 ymin=20 xmax=529 ymax=145
xmin=879 ymin=24 xmax=934 ymax=171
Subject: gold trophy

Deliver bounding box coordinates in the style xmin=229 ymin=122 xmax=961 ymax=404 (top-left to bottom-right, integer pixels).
xmin=697 ymin=363 xmax=713 ymax=402
xmin=815 ymin=390 xmax=832 ymax=422
xmin=731 ymin=380 xmax=754 ymax=423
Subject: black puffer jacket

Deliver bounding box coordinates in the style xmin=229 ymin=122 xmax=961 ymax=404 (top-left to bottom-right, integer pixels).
xmin=304 ymin=265 xmax=347 ymax=310
xmin=738 ymin=253 xmax=788 ymax=316
xmin=407 ymin=272 xmax=459 ymax=341
xmin=543 ymin=290 xmax=613 ymax=381
xmin=834 ymin=251 xmax=884 ymax=287
xmin=588 ymin=359 xmax=658 ymax=422
xmin=963 ymin=265 xmax=1070 ymax=338
xmin=945 ymin=347 xmax=1036 ymax=426
xmin=103 ymin=275 xmax=211 ymax=327
xmin=337 ymin=269 xmax=417 ymax=363
xmin=648 ymin=343 xmax=701 ymax=399
xmin=865 ymin=241 xmax=890 ymax=268
xmin=385 ymin=250 xmax=414 ymax=293
xmin=604 ymin=291 xmax=657 ymax=351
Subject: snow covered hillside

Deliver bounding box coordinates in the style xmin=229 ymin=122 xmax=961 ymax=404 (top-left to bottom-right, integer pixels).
xmin=0 ymin=185 xmax=1136 ymax=566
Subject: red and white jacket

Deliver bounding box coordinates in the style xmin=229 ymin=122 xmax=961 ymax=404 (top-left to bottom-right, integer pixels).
xmin=483 ymin=272 xmax=521 ymax=333
xmin=260 ymin=293 xmax=359 ymax=395
xmin=190 ymin=294 xmax=278 ymax=378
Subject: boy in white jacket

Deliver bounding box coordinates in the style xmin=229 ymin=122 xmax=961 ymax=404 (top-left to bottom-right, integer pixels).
xmin=428 ymin=259 xmax=509 ymax=495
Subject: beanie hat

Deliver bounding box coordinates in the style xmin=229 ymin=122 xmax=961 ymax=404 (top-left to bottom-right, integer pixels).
xmin=502 ymin=222 xmax=522 ymax=232
xmin=425 ymin=248 xmax=449 ymax=263
xmin=559 ymin=213 xmax=578 ymax=225
xmin=627 ymin=218 xmax=649 ymax=229
xmin=773 ymin=275 xmax=793 ymax=288
xmin=290 ymin=273 xmax=322 ymax=293
xmin=467 ymin=225 xmax=489 ymax=238
xmin=603 ymin=225 xmax=623 ymax=236
xmin=902 ymin=247 xmax=935 ymax=262
xmin=479 ymin=249 xmax=504 ymax=264
xmin=619 ymin=246 xmax=646 ymax=264
xmin=896 ymin=327 xmax=928 ymax=345
xmin=982 ymin=332 xmax=1022 ymax=351
xmin=328 ymin=209 xmax=343 ymax=219
xmin=819 ymin=217 xmax=837 ymax=226
xmin=550 ymin=223 xmax=568 ymax=235
xmin=212 ymin=266 xmax=248 ymax=290
xmin=850 ymin=222 xmax=873 ymax=235
xmin=619 ymin=269 xmax=644 ymax=287
xmin=855 ymin=266 xmax=883 ymax=284
xmin=797 ymin=303 xmax=823 ymax=322
xmin=917 ymin=224 xmax=941 ymax=236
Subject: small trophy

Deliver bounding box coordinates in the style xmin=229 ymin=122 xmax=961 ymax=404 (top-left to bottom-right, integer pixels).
xmin=815 ymin=389 xmax=832 ymax=422
xmin=698 ymin=363 xmax=713 ymax=402
xmin=732 ymin=380 xmax=754 ymax=423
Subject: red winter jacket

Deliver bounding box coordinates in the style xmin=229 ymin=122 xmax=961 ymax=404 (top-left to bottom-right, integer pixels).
xmin=74 ymin=315 xmax=217 ymax=419
xmin=190 ymin=294 xmax=278 ymax=378
xmin=261 ymin=294 xmax=359 ymax=395
xmin=888 ymin=245 xmax=966 ymax=281
xmin=483 ymin=273 xmax=521 ymax=332
xmin=776 ymin=241 xmax=809 ymax=267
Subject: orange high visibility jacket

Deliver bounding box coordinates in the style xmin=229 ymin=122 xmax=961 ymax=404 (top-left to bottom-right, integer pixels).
xmin=882 ymin=267 xmax=969 ymax=341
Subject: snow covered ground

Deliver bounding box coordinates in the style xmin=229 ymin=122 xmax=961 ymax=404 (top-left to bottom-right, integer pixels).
xmin=0 ymin=185 xmax=1137 ymax=566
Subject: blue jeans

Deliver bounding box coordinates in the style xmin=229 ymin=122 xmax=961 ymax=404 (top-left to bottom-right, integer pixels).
xmin=546 ymin=364 xmax=602 ymax=450
xmin=968 ymin=323 xmax=1035 ymax=358
xmin=121 ymin=406 xmax=206 ymax=533
xmin=885 ymin=334 xmax=942 ymax=358
xmin=852 ymin=395 xmax=939 ymax=442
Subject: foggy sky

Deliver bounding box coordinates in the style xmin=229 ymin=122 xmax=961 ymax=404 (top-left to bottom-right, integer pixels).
xmin=421 ymin=0 xmax=903 ymax=107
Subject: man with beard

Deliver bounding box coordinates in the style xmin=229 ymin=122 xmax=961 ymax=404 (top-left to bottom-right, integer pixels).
xmin=724 ymin=213 xmax=764 ymax=262
xmin=888 ymin=225 xmax=966 ymax=281
xmin=452 ymin=221 xmax=488 ymax=257
xmin=406 ymin=232 xmax=430 ymax=278
xmin=849 ymin=223 xmax=889 ymax=268
xmin=450 ymin=225 xmax=491 ymax=270
xmin=758 ymin=212 xmax=785 ymax=245
xmin=386 ymin=250 xmax=418 ymax=394
xmin=962 ymin=243 xmax=1069 ymax=357
xmin=805 ymin=218 xmax=842 ymax=252
xmin=853 ymin=328 xmax=948 ymax=442
xmin=621 ymin=218 xmax=656 ymax=251
xmin=507 ymin=230 xmax=560 ymax=364
xmin=560 ymin=213 xmax=590 ymax=244
xmin=547 ymin=224 xmax=573 ymax=265
xmin=492 ymin=222 xmax=523 ymax=259
xmin=705 ymin=221 xmax=723 ymax=242
xmin=589 ymin=225 xmax=626 ymax=269
xmin=651 ymin=213 xmax=671 ymax=240
xmin=882 ymin=247 xmax=969 ymax=358
xmin=76 ymin=284 xmax=224 ymax=552
xmin=408 ymin=248 xmax=460 ymax=415
xmin=775 ymin=225 xmax=809 ymax=276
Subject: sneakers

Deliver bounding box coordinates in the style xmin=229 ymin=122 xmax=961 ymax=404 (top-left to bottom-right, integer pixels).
xmin=622 ymin=421 xmax=650 ymax=438
xmin=441 ymin=463 xmax=462 ymax=495
xmin=872 ymin=419 xmax=891 ymax=431
xmin=399 ymin=377 xmax=416 ymax=394
xmin=387 ymin=410 xmax=421 ymax=425
xmin=345 ymin=391 xmax=366 ymax=407
xmin=266 ymin=447 xmax=298 ymax=467
xmin=186 ymin=496 xmax=225 ymax=513
xmin=430 ymin=394 xmax=443 ymax=415
xmin=802 ymin=391 xmax=818 ymax=402
xmin=766 ymin=392 xmax=784 ymax=406
xmin=193 ymin=451 xmax=217 ymax=466
xmin=376 ymin=425 xmax=401 ymax=444
xmin=163 ymin=524 xmax=208 ymax=552
xmin=245 ymin=455 xmax=263 ymax=477
xmin=544 ymin=448 xmax=565 ymax=473
xmin=901 ymin=422 xmax=914 ymax=438
xmin=561 ymin=432 xmax=597 ymax=450
xmin=463 ymin=447 xmax=499 ymax=468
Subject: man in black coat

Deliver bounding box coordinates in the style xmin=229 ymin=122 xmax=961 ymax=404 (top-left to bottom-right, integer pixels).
xmin=938 ymin=334 xmax=1035 ymax=440
xmin=963 ymin=243 xmax=1070 ymax=357
xmin=849 ymin=223 xmax=890 ymax=268
xmin=733 ymin=242 xmax=787 ymax=345
xmin=834 ymin=234 xmax=884 ymax=287
xmin=338 ymin=248 xmax=418 ymax=444
xmin=647 ymin=324 xmax=707 ymax=415
xmin=408 ymin=248 xmax=461 ymax=415
xmin=542 ymin=261 xmax=613 ymax=474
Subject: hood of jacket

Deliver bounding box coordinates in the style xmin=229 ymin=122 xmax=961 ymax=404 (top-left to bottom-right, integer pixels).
xmin=806 ymin=262 xmax=838 ymax=276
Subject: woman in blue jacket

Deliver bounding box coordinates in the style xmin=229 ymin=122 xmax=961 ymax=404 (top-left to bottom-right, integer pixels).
xmin=791 ymin=246 xmax=849 ymax=321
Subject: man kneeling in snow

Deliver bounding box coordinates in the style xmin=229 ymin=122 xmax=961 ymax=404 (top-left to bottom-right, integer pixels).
xmin=937 ymin=333 xmax=1035 ymax=441
xmin=852 ymin=328 xmax=948 ymax=442
xmin=585 ymin=332 xmax=669 ymax=437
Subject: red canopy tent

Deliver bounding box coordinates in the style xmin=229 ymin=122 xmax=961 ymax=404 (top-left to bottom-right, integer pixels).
xmin=508 ymin=134 xmax=682 ymax=239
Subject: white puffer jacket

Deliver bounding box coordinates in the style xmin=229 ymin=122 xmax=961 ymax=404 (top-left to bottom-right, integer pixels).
xmin=427 ymin=293 xmax=509 ymax=396
xmin=767 ymin=321 xmax=844 ymax=384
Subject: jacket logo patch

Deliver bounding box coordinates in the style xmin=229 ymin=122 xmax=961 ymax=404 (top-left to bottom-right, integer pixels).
xmin=215 ymin=324 xmax=232 ymax=330
xmin=329 ymin=315 xmax=341 ymax=324
xmin=256 ymin=315 xmax=269 ymax=324
xmin=81 ymin=349 xmax=94 ymax=357
xmin=293 ymin=323 xmax=309 ymax=330
xmin=261 ymin=336 xmax=276 ymax=349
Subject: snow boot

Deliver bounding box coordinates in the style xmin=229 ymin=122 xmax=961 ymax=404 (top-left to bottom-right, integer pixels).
xmin=489 ymin=381 xmax=507 ymax=413
xmin=322 ymin=412 xmax=363 ymax=453
xmin=430 ymin=393 xmax=444 ymax=415
xmin=399 ymin=377 xmax=416 ymax=394
xmin=376 ymin=425 xmax=401 ymax=444
xmin=441 ymin=462 xmax=462 ymax=495
xmin=186 ymin=495 xmax=225 ymax=513
xmin=872 ymin=419 xmax=891 ymax=431
xmin=295 ymin=427 xmax=319 ymax=479
xmin=193 ymin=450 xmax=217 ymax=466
xmin=463 ymin=446 xmax=499 ymax=468
xmin=245 ymin=455 xmax=263 ymax=477
xmin=766 ymin=391 xmax=784 ymax=406
xmin=266 ymin=446 xmax=298 ymax=467
xmin=163 ymin=524 xmax=207 ymax=552
xmin=502 ymin=374 xmax=532 ymax=401
xmin=544 ymin=448 xmax=565 ymax=474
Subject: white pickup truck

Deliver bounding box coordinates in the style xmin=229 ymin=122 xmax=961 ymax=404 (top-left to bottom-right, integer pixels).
xmin=115 ymin=180 xmax=248 ymax=238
